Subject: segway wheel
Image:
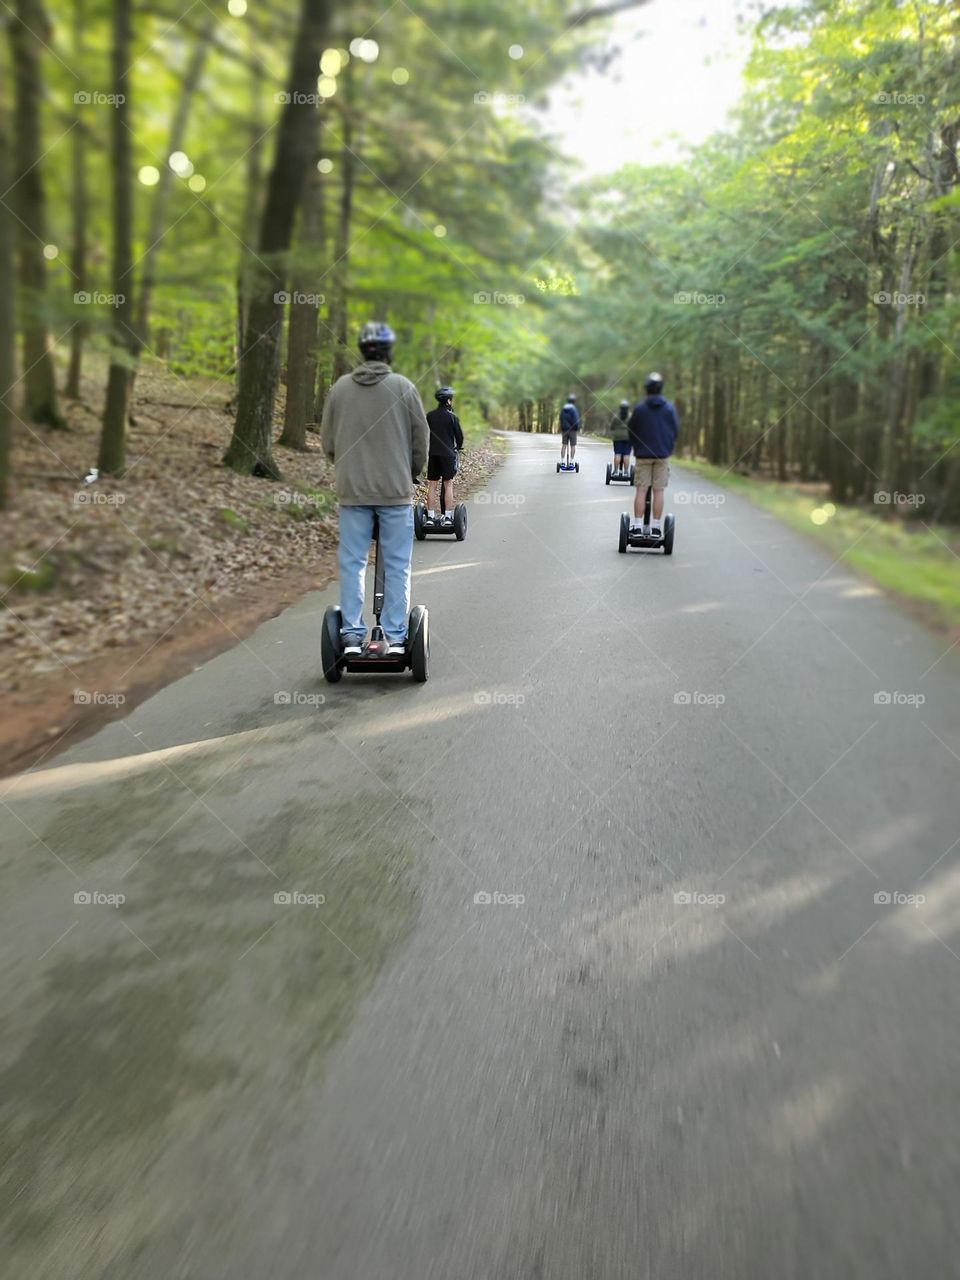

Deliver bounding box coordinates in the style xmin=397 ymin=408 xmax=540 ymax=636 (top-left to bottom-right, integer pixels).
xmin=556 ymin=462 xmax=561 ymax=473
xmin=663 ymin=514 xmax=676 ymax=556
xmin=321 ymin=605 xmax=344 ymax=682
xmin=414 ymin=504 xmax=426 ymax=541
xmin=629 ymin=464 xmax=636 ymax=485
xmin=605 ymin=463 xmax=612 ymax=486
xmin=618 ymin=512 xmax=629 ymax=554
xmin=408 ymin=605 xmax=429 ymax=682
xmin=575 ymin=462 xmax=580 ymax=473
xmin=453 ymin=503 xmax=467 ymax=541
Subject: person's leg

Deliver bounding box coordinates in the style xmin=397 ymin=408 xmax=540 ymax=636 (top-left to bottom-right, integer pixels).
xmin=569 ymin=431 xmax=577 ymax=460
xmin=561 ymin=432 xmax=568 ymax=462
xmin=652 ymin=488 xmax=665 ymax=521
xmin=376 ymin=504 xmax=414 ymax=646
xmin=442 ymin=476 xmax=455 ymax=515
xmin=427 ymin=477 xmax=440 ymax=515
xmin=632 ymin=464 xmax=652 ymax=525
xmin=338 ymin=505 xmax=374 ymax=642
xmin=650 ymin=460 xmax=669 ymax=529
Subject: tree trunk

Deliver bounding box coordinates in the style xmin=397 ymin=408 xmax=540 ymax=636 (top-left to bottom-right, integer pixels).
xmin=0 ymin=27 xmax=15 ymax=507
xmin=134 ymin=15 xmax=215 ymax=358
xmin=65 ymin=0 xmax=87 ymax=400
xmin=9 ymin=0 xmax=64 ymax=428
xmin=329 ymin=61 xmax=356 ymax=384
xmin=280 ymin=149 xmax=325 ymax=449
xmin=235 ymin=61 xmax=266 ymax=370
xmin=224 ymin=0 xmax=333 ymax=477
xmin=97 ymin=0 xmax=134 ymax=475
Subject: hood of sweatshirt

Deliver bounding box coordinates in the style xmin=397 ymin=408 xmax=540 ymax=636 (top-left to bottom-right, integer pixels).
xmin=351 ymin=360 xmax=393 ymax=386
xmin=646 ymin=395 xmax=667 ymax=409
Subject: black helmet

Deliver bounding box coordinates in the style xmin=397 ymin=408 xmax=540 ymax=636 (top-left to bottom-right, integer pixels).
xmin=645 ymin=371 xmax=663 ymax=393
xmin=435 ymin=386 xmax=455 ymax=403
xmin=620 ymin=399 xmax=630 ymax=409
xmin=358 ymin=321 xmax=396 ymax=361
xmin=566 ymin=393 xmax=577 ymax=403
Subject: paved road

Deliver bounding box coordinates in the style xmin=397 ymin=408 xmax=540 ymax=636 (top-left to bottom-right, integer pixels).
xmin=1 ymin=432 xmax=958 ymax=1279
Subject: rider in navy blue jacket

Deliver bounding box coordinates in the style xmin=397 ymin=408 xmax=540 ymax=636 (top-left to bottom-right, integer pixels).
xmin=559 ymin=394 xmax=580 ymax=466
xmin=627 ymin=374 xmax=679 ymax=533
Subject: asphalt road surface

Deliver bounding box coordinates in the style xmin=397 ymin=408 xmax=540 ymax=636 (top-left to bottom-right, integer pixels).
xmin=2 ymin=432 xmax=958 ymax=1279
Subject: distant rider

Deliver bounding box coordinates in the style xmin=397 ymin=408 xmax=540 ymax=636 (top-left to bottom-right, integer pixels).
xmin=560 ymin=394 xmax=580 ymax=466
xmin=611 ymin=399 xmax=631 ymax=473
xmin=628 ymin=372 xmax=679 ymax=537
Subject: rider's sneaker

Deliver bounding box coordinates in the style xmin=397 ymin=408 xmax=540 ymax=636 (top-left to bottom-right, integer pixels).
xmin=650 ymin=523 xmax=662 ymax=538
xmin=342 ymin=634 xmax=364 ymax=656
xmin=387 ymin=642 xmax=406 ymax=657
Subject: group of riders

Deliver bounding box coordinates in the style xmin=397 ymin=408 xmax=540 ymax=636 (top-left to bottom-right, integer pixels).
xmin=557 ymin=375 xmax=679 ymax=535
xmin=321 ymin=322 xmax=679 ymax=654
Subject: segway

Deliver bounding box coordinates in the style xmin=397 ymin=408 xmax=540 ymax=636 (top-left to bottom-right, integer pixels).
xmin=322 ymin=515 xmax=429 ymax=682
xmin=618 ymin=486 xmax=675 ymax=555
xmin=606 ymin=460 xmax=635 ymax=485
xmin=415 ymin=453 xmax=467 ymax=541
xmin=557 ymin=459 xmax=579 ymax=473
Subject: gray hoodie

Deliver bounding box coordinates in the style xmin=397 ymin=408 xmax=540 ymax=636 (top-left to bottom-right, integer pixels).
xmin=321 ymin=361 xmax=430 ymax=506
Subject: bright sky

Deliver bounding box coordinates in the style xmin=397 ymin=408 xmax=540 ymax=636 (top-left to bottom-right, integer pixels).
xmin=536 ymin=0 xmax=756 ymax=176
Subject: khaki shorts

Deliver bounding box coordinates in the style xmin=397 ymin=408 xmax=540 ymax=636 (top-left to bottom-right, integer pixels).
xmin=634 ymin=458 xmax=670 ymax=489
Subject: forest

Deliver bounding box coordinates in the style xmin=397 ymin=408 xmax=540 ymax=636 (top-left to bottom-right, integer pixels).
xmin=0 ymin=0 xmax=957 ymax=514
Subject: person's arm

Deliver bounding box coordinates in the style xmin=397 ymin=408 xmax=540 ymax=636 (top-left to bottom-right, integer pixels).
xmin=668 ymin=405 xmax=680 ymax=452
xmin=408 ymin=385 xmax=430 ymax=479
xmin=320 ymin=385 xmax=336 ymax=461
xmin=453 ymin=413 xmax=464 ymax=452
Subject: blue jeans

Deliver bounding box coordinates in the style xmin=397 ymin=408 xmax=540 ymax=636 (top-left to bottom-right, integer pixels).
xmin=338 ymin=504 xmax=414 ymax=644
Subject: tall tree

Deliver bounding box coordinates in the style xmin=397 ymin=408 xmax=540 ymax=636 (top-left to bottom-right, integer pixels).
xmin=223 ymin=0 xmax=334 ymax=477
xmin=0 ymin=14 xmax=15 ymax=506
xmin=65 ymin=0 xmax=88 ymax=400
xmin=280 ymin=155 xmax=326 ymax=449
xmin=97 ymin=0 xmax=134 ymax=474
xmin=8 ymin=0 xmax=64 ymax=428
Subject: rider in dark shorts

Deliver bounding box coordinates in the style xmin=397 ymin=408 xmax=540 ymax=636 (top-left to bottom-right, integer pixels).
xmin=559 ymin=394 xmax=580 ymax=465
xmin=426 ymin=386 xmax=464 ymax=523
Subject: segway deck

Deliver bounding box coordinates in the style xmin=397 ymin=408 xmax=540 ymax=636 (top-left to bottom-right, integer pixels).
xmin=414 ymin=502 xmax=467 ymax=541
xmin=618 ymin=485 xmax=675 ymax=555
xmin=606 ymin=462 xmax=635 ymax=485
xmin=557 ymin=461 xmax=579 ymax=473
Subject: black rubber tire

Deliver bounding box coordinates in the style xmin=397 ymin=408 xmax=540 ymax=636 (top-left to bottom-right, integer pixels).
xmin=453 ymin=503 xmax=467 ymax=541
xmin=605 ymin=463 xmax=612 ymax=486
xmin=321 ymin=605 xmax=343 ymax=682
xmin=619 ymin=513 xmax=629 ymax=554
xmin=414 ymin=504 xmax=426 ymax=541
xmin=556 ymin=462 xmax=561 ymax=473
xmin=408 ymin=605 xmax=429 ymax=682
xmin=575 ymin=462 xmax=580 ymax=473
xmin=629 ymin=465 xmax=636 ymax=485
xmin=663 ymin=514 xmax=675 ymax=555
